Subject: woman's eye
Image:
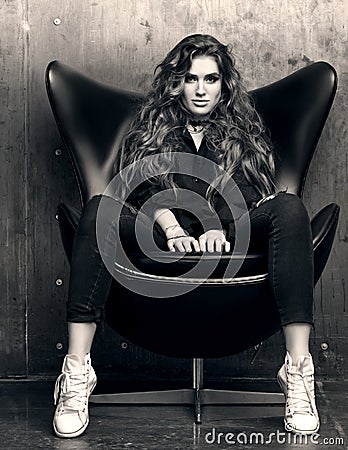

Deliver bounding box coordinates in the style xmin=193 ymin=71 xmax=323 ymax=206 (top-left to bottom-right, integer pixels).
xmin=205 ymin=76 xmax=219 ymax=84
xmin=185 ymin=75 xmax=197 ymax=83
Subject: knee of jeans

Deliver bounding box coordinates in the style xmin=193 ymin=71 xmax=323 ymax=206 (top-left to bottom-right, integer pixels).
xmin=82 ymin=194 xmax=104 ymax=216
xmin=75 ymin=196 xmax=102 ymax=232
xmin=271 ymin=192 xmax=310 ymax=226
xmin=78 ymin=195 xmax=117 ymax=236
xmin=88 ymin=193 xmax=124 ymax=206
xmin=87 ymin=194 xmax=104 ymax=204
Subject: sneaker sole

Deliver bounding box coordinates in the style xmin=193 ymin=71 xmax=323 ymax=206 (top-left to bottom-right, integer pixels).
xmin=284 ymin=418 xmax=320 ymax=435
xmin=53 ymin=377 xmax=97 ymax=439
xmin=53 ymin=417 xmax=90 ymax=439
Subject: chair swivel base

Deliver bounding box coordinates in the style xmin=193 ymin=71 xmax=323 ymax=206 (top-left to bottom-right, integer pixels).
xmin=89 ymin=358 xmax=284 ymax=424
xmin=90 ymin=387 xmax=284 ymax=424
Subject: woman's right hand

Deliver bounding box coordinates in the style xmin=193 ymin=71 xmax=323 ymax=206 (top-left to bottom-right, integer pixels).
xmin=165 ymin=225 xmax=200 ymax=253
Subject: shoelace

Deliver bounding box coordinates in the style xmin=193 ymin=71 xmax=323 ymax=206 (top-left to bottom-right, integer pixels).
xmin=286 ymin=368 xmax=316 ymax=416
xmin=54 ymin=371 xmax=89 ymax=412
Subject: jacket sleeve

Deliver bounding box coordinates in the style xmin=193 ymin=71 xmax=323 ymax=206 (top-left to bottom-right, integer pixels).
xmin=126 ymin=177 xmax=174 ymax=217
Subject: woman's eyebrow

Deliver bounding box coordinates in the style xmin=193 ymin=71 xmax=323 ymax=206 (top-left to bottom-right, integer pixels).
xmin=186 ymin=72 xmax=221 ymax=77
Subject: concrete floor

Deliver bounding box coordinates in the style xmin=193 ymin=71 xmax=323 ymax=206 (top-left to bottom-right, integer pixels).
xmin=0 ymin=376 xmax=347 ymax=449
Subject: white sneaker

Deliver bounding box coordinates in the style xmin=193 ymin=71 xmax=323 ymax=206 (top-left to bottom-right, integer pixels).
xmin=277 ymin=352 xmax=320 ymax=435
xmin=53 ymin=353 xmax=97 ymax=438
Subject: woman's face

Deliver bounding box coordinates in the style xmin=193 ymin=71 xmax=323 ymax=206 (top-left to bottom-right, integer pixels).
xmin=181 ymin=55 xmax=222 ymax=119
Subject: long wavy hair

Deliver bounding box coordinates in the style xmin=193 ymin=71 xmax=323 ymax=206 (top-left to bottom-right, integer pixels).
xmin=116 ymin=34 xmax=277 ymax=206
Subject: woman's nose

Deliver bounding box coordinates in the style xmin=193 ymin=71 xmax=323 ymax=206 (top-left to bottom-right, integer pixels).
xmin=195 ymin=80 xmax=206 ymax=96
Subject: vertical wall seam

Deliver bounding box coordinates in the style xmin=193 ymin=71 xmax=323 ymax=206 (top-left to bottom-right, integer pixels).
xmin=22 ymin=0 xmax=29 ymax=377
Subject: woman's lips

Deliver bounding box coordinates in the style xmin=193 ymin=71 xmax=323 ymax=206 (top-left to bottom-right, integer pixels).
xmin=192 ymin=100 xmax=209 ymax=106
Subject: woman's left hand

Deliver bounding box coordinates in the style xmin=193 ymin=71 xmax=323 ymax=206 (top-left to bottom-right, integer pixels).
xmin=198 ymin=229 xmax=231 ymax=253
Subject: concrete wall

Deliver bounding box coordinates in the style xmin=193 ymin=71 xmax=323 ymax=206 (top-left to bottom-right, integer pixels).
xmin=0 ymin=0 xmax=347 ymax=378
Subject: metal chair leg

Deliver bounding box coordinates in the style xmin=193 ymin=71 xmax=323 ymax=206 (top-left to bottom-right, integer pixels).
xmin=194 ymin=388 xmax=201 ymax=424
xmin=193 ymin=358 xmax=203 ymax=424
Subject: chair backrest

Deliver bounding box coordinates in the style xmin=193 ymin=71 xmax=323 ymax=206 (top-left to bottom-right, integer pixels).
xmin=46 ymin=60 xmax=337 ymax=205
xmin=250 ymin=62 xmax=337 ymax=196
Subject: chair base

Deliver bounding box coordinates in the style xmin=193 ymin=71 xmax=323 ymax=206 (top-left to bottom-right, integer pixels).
xmin=90 ymin=388 xmax=284 ymax=424
xmin=90 ymin=358 xmax=284 ymax=424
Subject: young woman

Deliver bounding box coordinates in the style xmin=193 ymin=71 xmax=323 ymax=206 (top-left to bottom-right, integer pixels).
xmin=53 ymin=34 xmax=319 ymax=438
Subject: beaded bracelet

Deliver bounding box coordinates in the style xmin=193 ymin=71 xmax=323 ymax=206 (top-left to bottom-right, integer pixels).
xmin=164 ymin=224 xmax=182 ymax=232
xmin=167 ymin=235 xmax=188 ymax=241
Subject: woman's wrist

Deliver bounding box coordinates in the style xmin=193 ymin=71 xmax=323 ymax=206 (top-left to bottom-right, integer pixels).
xmin=153 ymin=208 xmax=186 ymax=239
xmin=164 ymin=223 xmax=187 ymax=239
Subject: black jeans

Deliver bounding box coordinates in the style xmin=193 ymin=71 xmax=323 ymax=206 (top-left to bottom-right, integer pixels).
xmin=67 ymin=192 xmax=314 ymax=326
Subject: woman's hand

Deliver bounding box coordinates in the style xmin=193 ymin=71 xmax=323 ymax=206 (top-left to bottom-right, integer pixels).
xmin=155 ymin=211 xmax=199 ymax=253
xmin=165 ymin=224 xmax=200 ymax=253
xmin=198 ymin=229 xmax=231 ymax=253
xmin=167 ymin=234 xmax=201 ymax=253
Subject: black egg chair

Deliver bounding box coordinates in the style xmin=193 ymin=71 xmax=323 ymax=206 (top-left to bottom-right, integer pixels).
xmin=46 ymin=60 xmax=339 ymax=423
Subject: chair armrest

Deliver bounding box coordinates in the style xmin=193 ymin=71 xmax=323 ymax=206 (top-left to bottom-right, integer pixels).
xmin=311 ymin=203 xmax=340 ymax=284
xmin=56 ymin=203 xmax=82 ymax=264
